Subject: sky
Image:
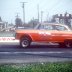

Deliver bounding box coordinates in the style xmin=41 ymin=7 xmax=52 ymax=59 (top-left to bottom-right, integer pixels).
xmin=0 ymin=0 xmax=72 ymax=24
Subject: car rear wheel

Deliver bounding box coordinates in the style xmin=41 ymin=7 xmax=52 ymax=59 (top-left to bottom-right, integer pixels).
xmin=20 ymin=37 xmax=31 ymax=48
xmin=65 ymin=40 xmax=72 ymax=48
xmin=59 ymin=43 xmax=66 ymax=48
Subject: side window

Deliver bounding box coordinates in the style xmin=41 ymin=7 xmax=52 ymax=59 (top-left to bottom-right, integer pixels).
xmin=55 ymin=25 xmax=67 ymax=31
xmin=39 ymin=25 xmax=53 ymax=30
xmin=44 ymin=25 xmax=53 ymax=30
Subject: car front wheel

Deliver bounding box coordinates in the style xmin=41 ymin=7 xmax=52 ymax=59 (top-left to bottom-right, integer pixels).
xmin=20 ymin=37 xmax=31 ymax=48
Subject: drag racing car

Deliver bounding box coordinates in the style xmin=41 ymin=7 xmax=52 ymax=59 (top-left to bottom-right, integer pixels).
xmin=15 ymin=23 xmax=72 ymax=48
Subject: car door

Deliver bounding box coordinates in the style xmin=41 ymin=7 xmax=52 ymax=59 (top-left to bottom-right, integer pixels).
xmin=37 ymin=24 xmax=53 ymax=42
xmin=50 ymin=25 xmax=68 ymax=42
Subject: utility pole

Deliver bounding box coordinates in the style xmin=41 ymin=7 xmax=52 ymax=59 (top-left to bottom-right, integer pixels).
xmin=37 ymin=4 xmax=39 ymax=23
xmin=21 ymin=2 xmax=27 ymax=24
xmin=46 ymin=12 xmax=49 ymax=22
xmin=41 ymin=11 xmax=43 ymax=23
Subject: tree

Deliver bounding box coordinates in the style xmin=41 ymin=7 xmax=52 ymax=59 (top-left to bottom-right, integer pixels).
xmin=51 ymin=15 xmax=56 ymax=23
xmin=15 ymin=17 xmax=22 ymax=28
xmin=28 ymin=19 xmax=39 ymax=28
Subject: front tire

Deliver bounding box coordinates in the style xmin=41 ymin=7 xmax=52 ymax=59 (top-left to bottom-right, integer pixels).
xmin=20 ymin=37 xmax=31 ymax=48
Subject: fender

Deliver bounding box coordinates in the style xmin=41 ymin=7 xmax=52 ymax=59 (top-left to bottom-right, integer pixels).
xmin=20 ymin=34 xmax=33 ymax=42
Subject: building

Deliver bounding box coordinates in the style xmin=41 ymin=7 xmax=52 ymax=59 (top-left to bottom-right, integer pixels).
xmin=0 ymin=21 xmax=8 ymax=31
xmin=53 ymin=13 xmax=72 ymax=28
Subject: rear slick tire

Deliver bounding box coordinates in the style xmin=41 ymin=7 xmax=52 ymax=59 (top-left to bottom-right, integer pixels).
xmin=65 ymin=41 xmax=72 ymax=48
xmin=59 ymin=43 xmax=66 ymax=48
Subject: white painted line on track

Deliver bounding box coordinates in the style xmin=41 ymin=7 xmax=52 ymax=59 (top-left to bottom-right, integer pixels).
xmin=0 ymin=51 xmax=72 ymax=55
xmin=24 ymin=52 xmax=63 ymax=54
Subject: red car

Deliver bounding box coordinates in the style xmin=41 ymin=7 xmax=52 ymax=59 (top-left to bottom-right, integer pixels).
xmin=15 ymin=23 xmax=72 ymax=48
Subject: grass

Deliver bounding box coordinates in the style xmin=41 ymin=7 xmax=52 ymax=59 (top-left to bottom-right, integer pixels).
xmin=0 ymin=62 xmax=72 ymax=72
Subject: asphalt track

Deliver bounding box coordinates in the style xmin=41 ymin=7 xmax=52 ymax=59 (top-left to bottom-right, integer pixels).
xmin=0 ymin=41 xmax=72 ymax=63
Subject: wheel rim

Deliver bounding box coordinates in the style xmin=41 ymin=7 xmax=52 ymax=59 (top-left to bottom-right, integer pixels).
xmin=65 ymin=41 xmax=71 ymax=48
xmin=22 ymin=39 xmax=29 ymax=47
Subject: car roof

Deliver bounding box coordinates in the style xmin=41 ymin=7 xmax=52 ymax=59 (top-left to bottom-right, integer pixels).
xmin=41 ymin=23 xmax=66 ymax=26
xmin=41 ymin=23 xmax=71 ymax=29
xmin=35 ymin=23 xmax=71 ymax=31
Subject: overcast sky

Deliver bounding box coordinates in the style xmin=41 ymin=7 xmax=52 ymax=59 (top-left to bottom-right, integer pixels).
xmin=0 ymin=0 xmax=72 ymax=24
